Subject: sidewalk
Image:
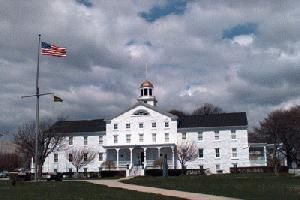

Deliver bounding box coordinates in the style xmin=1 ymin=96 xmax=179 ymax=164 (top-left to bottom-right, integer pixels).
xmin=86 ymin=178 xmax=240 ymax=200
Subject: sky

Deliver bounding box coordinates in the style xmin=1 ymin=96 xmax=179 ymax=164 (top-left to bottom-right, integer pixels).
xmin=0 ymin=0 xmax=300 ymax=136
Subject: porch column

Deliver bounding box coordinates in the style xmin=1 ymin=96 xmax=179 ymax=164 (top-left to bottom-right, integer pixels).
xmin=157 ymin=147 xmax=161 ymax=159
xmin=116 ymin=148 xmax=120 ymax=169
xmin=143 ymin=147 xmax=147 ymax=169
xmin=129 ymin=148 xmax=133 ymax=168
xmin=171 ymin=146 xmax=175 ymax=169
xmin=263 ymin=146 xmax=267 ymax=166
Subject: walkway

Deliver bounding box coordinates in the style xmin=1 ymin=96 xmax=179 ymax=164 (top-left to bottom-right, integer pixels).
xmin=86 ymin=178 xmax=240 ymax=200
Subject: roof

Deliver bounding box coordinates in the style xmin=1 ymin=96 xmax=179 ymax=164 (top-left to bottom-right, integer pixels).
xmin=140 ymin=80 xmax=153 ymax=88
xmin=50 ymin=119 xmax=106 ymax=133
xmin=178 ymin=112 xmax=248 ymax=128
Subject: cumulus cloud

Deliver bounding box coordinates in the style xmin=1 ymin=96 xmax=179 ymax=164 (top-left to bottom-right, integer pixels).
xmin=1 ymin=0 xmax=300 ymax=134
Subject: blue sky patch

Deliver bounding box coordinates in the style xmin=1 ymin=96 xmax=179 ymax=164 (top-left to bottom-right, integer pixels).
xmin=222 ymin=23 xmax=258 ymax=39
xmin=139 ymin=0 xmax=187 ymax=22
xmin=76 ymin=0 xmax=93 ymax=7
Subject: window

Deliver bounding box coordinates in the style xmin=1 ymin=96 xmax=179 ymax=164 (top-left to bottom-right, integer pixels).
xmin=231 ymin=131 xmax=237 ymax=140
xmin=152 ymin=122 xmax=156 ymax=128
xmin=149 ymin=89 xmax=152 ymax=96
xmin=215 ymin=131 xmax=219 ymax=140
xmin=152 ymin=133 xmax=156 ymax=142
xmin=232 ymin=148 xmax=237 ymax=158
xmin=144 ymin=101 xmax=147 ymax=104
xmin=54 ymin=154 xmax=58 ymax=162
xmin=84 ymin=168 xmax=87 ymax=176
xmin=114 ymin=135 xmax=118 ymax=144
xmin=114 ymin=123 xmax=118 ymax=130
xmin=215 ymin=148 xmax=220 ymax=158
xmin=139 ymin=134 xmax=144 ymax=142
xmin=139 ymin=123 xmax=144 ymax=128
xmin=134 ymin=110 xmax=149 ymax=115
xmin=84 ymin=136 xmax=88 ymax=145
xmin=84 ymin=153 xmax=88 ymax=161
xmin=198 ymin=148 xmax=204 ymax=158
xmin=69 ymin=136 xmax=73 ymax=145
xmin=126 ymin=123 xmax=130 ymax=129
xmin=126 ymin=134 xmax=131 ymax=143
xmin=99 ymin=153 xmax=103 ymax=161
xmin=165 ymin=122 xmax=169 ymax=128
xmin=140 ymin=89 xmax=143 ymax=96
xmin=199 ymin=165 xmax=204 ymax=170
xmin=165 ymin=133 xmax=169 ymax=142
xmin=232 ymin=163 xmax=238 ymax=168
xmin=99 ymin=135 xmax=103 ymax=144
xmin=54 ymin=169 xmax=57 ymax=173
xmin=69 ymin=168 xmax=72 ymax=173
xmin=99 ymin=167 xmax=102 ymax=172
xmin=182 ymin=133 xmax=186 ymax=140
xmin=216 ymin=164 xmax=220 ymax=170
xmin=198 ymin=132 xmax=203 ymax=141
xmin=68 ymin=153 xmax=73 ymax=162
xmin=144 ymin=88 xmax=148 ymax=96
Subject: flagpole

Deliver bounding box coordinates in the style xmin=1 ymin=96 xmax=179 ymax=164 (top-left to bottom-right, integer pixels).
xmin=35 ymin=34 xmax=41 ymax=182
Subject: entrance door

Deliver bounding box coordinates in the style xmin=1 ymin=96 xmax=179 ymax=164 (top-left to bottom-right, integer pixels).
xmin=141 ymin=152 xmax=144 ymax=165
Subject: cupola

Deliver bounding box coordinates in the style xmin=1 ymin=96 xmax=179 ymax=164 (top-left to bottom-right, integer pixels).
xmin=137 ymin=80 xmax=157 ymax=106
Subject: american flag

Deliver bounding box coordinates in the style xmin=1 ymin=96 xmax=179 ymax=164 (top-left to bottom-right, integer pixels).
xmin=41 ymin=42 xmax=67 ymax=57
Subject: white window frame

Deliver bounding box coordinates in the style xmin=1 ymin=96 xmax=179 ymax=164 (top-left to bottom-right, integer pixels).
xmin=231 ymin=131 xmax=237 ymax=140
xmin=182 ymin=133 xmax=186 ymax=140
xmin=232 ymin=148 xmax=237 ymax=158
xmin=165 ymin=133 xmax=169 ymax=142
xmin=152 ymin=122 xmax=156 ymax=128
xmin=54 ymin=153 xmax=58 ymax=162
xmin=126 ymin=134 xmax=131 ymax=143
xmin=114 ymin=135 xmax=118 ymax=144
xmin=113 ymin=123 xmax=118 ymax=130
xmin=99 ymin=153 xmax=103 ymax=161
xmin=84 ymin=136 xmax=88 ymax=145
xmin=165 ymin=122 xmax=169 ymax=128
xmin=198 ymin=132 xmax=203 ymax=141
xmin=152 ymin=133 xmax=156 ymax=143
xmin=198 ymin=148 xmax=204 ymax=158
xmin=139 ymin=134 xmax=144 ymax=143
xmin=69 ymin=136 xmax=73 ymax=145
xmin=215 ymin=131 xmax=219 ymax=140
xmin=215 ymin=148 xmax=220 ymax=158
xmin=139 ymin=123 xmax=144 ymax=128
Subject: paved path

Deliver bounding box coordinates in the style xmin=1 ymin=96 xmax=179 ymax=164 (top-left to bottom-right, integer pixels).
xmin=86 ymin=178 xmax=240 ymax=200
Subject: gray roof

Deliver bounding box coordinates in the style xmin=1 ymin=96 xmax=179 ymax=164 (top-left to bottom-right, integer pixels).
xmin=50 ymin=119 xmax=106 ymax=133
xmin=178 ymin=112 xmax=248 ymax=128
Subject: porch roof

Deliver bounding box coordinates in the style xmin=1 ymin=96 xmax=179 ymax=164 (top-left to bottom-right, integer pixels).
xmin=103 ymin=143 xmax=176 ymax=149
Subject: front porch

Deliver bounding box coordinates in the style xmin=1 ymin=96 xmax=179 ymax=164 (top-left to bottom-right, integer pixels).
xmin=104 ymin=145 xmax=176 ymax=170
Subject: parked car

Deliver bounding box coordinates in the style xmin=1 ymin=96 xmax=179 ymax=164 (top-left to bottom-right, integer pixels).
xmin=42 ymin=172 xmax=63 ymax=181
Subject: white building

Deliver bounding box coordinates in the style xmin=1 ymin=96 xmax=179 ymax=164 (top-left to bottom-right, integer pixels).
xmin=42 ymin=80 xmax=257 ymax=175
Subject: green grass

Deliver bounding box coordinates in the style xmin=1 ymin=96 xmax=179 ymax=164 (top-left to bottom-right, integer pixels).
xmin=0 ymin=180 xmax=182 ymax=200
xmin=123 ymin=173 xmax=300 ymax=200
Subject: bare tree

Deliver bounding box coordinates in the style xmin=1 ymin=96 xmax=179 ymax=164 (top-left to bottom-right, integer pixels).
xmin=192 ymin=103 xmax=224 ymax=115
xmin=255 ymin=105 xmax=300 ymax=171
xmin=176 ymin=141 xmax=198 ymax=173
xmin=101 ymin=160 xmax=115 ymax=171
xmin=14 ymin=120 xmax=64 ymax=178
xmin=67 ymin=148 xmax=96 ymax=176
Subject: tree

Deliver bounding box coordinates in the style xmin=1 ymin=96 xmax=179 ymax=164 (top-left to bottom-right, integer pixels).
xmin=169 ymin=110 xmax=186 ymax=117
xmin=67 ymin=148 xmax=96 ymax=176
xmin=255 ymin=105 xmax=300 ymax=170
xmin=0 ymin=152 xmax=21 ymax=171
xmin=101 ymin=160 xmax=115 ymax=171
xmin=192 ymin=103 xmax=223 ymax=115
xmin=14 ymin=120 xmax=64 ymax=178
xmin=176 ymin=141 xmax=198 ymax=174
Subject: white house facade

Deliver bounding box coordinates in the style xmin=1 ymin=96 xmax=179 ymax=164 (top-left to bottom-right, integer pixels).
xmin=41 ymin=80 xmax=260 ymax=175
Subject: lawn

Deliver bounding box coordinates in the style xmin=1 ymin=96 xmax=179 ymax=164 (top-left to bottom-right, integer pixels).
xmin=123 ymin=173 xmax=300 ymax=200
xmin=0 ymin=180 xmax=182 ymax=200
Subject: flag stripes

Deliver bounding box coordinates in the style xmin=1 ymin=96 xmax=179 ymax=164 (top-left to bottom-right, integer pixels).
xmin=41 ymin=42 xmax=67 ymax=57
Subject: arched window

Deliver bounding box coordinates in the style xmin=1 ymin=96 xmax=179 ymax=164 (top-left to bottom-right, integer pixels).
xmin=133 ymin=109 xmax=149 ymax=116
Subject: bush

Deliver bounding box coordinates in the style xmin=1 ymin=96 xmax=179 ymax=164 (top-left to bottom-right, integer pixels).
xmin=100 ymin=170 xmax=126 ymax=178
xmin=230 ymin=166 xmax=288 ymax=174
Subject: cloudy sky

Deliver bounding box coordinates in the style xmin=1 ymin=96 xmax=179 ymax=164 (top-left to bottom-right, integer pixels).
xmin=1 ymin=0 xmax=300 ymax=134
